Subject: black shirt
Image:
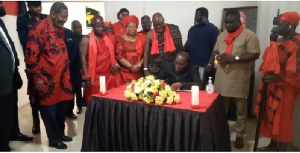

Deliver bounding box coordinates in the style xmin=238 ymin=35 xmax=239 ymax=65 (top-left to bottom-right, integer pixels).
xmin=156 ymin=63 xmax=202 ymax=90
xmin=16 ymin=11 xmax=48 ymax=50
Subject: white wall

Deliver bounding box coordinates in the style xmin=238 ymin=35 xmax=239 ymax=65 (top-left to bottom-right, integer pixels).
xmin=41 ymin=1 xmax=105 ymax=35
xmin=105 ymin=1 xmax=258 ymax=43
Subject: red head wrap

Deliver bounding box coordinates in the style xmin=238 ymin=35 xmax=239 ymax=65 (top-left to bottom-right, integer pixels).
xmin=122 ymin=15 xmax=139 ymax=29
xmin=104 ymin=21 xmax=113 ymax=27
xmin=91 ymin=15 xmax=104 ymax=25
xmin=279 ymin=11 xmax=300 ymax=26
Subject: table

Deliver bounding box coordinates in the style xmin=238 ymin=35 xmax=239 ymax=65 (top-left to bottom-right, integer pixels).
xmin=81 ymin=85 xmax=231 ymax=151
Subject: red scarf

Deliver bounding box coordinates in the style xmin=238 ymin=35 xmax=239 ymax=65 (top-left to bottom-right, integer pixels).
xmin=151 ymin=24 xmax=175 ymax=55
xmin=224 ymin=25 xmax=244 ymax=54
xmin=259 ymin=41 xmax=280 ymax=76
xmin=88 ymin=31 xmax=116 ymax=84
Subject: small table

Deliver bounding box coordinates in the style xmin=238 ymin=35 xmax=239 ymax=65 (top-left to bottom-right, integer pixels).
xmin=81 ymin=85 xmax=231 ymax=151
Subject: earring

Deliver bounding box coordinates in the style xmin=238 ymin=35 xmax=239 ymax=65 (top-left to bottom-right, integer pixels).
xmin=289 ymin=25 xmax=292 ymax=29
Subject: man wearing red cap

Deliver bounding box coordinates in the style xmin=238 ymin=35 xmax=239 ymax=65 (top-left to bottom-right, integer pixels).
xmin=80 ymin=15 xmax=123 ymax=105
xmin=256 ymin=11 xmax=300 ymax=151
xmin=116 ymin=15 xmax=145 ymax=83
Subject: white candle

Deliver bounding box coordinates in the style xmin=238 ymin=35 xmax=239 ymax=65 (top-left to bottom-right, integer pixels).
xmin=191 ymin=86 xmax=199 ymax=105
xmin=99 ymin=76 xmax=106 ymax=94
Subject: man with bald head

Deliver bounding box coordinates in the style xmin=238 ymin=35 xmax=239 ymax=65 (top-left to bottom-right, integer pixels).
xmin=156 ymin=51 xmax=202 ymax=90
xmin=144 ymin=12 xmax=183 ymax=77
xmin=80 ymin=15 xmax=123 ymax=106
xmin=139 ymin=15 xmax=152 ymax=35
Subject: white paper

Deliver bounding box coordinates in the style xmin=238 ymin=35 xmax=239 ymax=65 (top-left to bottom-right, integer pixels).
xmin=99 ymin=76 xmax=106 ymax=94
xmin=191 ymin=86 xmax=199 ymax=105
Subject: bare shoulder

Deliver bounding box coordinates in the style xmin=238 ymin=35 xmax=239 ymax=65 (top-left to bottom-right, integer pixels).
xmin=81 ymin=35 xmax=90 ymax=43
xmin=146 ymin=30 xmax=153 ymax=40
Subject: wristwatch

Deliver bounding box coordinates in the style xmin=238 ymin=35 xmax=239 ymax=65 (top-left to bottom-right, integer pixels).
xmin=235 ymin=56 xmax=240 ymax=61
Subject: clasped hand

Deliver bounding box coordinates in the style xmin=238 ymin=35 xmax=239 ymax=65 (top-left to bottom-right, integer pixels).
xmin=218 ymin=53 xmax=236 ymax=65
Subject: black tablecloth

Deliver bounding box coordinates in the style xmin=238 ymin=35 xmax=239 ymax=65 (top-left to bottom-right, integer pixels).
xmin=81 ymin=95 xmax=231 ymax=151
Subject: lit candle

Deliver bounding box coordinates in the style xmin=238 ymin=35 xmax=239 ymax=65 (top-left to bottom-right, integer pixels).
xmin=214 ymin=59 xmax=219 ymax=69
xmin=191 ymin=86 xmax=199 ymax=105
xmin=99 ymin=76 xmax=106 ymax=94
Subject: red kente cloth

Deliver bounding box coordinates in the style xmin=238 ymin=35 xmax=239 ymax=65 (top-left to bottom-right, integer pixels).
xmin=113 ymin=21 xmax=126 ymax=37
xmin=105 ymin=32 xmax=117 ymax=49
xmin=255 ymin=34 xmax=300 ymax=142
xmin=224 ymin=25 xmax=244 ymax=54
xmin=116 ymin=33 xmax=146 ymax=83
xmin=95 ymin=85 xmax=219 ymax=113
xmin=85 ymin=31 xmax=123 ymax=105
xmin=151 ymin=24 xmax=176 ymax=55
xmin=24 ymin=17 xmax=73 ymax=105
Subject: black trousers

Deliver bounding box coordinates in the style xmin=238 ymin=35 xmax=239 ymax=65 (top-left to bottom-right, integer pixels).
xmin=30 ymin=95 xmax=40 ymax=128
xmin=39 ymin=100 xmax=69 ymax=144
xmin=0 ymin=93 xmax=14 ymax=150
xmin=11 ymin=90 xmax=20 ymax=136
xmin=67 ymin=83 xmax=83 ymax=115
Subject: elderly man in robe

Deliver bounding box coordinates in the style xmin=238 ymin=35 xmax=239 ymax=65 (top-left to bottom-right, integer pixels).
xmin=80 ymin=15 xmax=123 ymax=105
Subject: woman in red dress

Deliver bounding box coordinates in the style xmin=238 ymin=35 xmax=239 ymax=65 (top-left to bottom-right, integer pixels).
xmin=116 ymin=15 xmax=146 ymax=83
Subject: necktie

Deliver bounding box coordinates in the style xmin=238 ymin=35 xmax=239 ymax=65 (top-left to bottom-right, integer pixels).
xmin=0 ymin=27 xmax=15 ymax=71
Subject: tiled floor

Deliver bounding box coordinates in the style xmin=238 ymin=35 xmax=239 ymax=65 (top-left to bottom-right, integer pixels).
xmin=9 ymin=104 xmax=299 ymax=152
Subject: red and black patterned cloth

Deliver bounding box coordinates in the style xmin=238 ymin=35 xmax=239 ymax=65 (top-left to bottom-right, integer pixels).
xmin=24 ymin=17 xmax=73 ymax=106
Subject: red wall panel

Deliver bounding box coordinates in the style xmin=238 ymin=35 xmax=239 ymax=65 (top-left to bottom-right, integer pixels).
xmin=3 ymin=1 xmax=19 ymax=16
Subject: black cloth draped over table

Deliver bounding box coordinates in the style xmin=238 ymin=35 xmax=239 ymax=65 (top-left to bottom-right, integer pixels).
xmin=81 ymin=95 xmax=231 ymax=151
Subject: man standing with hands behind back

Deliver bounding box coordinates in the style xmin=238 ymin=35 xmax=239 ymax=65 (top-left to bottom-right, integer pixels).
xmin=207 ymin=9 xmax=260 ymax=149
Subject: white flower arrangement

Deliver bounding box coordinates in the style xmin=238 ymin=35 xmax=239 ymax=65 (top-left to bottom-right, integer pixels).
xmin=124 ymin=75 xmax=180 ymax=105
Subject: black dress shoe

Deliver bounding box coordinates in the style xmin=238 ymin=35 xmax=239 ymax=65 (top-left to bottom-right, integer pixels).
xmin=32 ymin=126 xmax=40 ymax=134
xmin=67 ymin=113 xmax=77 ymax=119
xmin=61 ymin=136 xmax=73 ymax=142
xmin=234 ymin=138 xmax=244 ymax=149
xmin=77 ymin=107 xmax=82 ymax=114
xmin=49 ymin=141 xmax=67 ymax=149
xmin=0 ymin=146 xmax=11 ymax=151
xmin=11 ymin=132 xmax=34 ymax=141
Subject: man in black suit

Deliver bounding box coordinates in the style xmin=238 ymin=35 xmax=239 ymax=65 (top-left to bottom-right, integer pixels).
xmin=64 ymin=26 xmax=84 ymax=119
xmin=16 ymin=1 xmax=48 ymax=134
xmin=0 ymin=2 xmax=29 ymax=151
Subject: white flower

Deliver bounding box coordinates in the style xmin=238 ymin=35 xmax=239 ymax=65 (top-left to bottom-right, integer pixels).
xmin=145 ymin=79 xmax=152 ymax=85
xmin=144 ymin=87 xmax=152 ymax=95
xmin=134 ymin=86 xmax=141 ymax=94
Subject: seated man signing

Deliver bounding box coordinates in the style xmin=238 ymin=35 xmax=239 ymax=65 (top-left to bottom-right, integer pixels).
xmin=156 ymin=51 xmax=202 ymax=90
